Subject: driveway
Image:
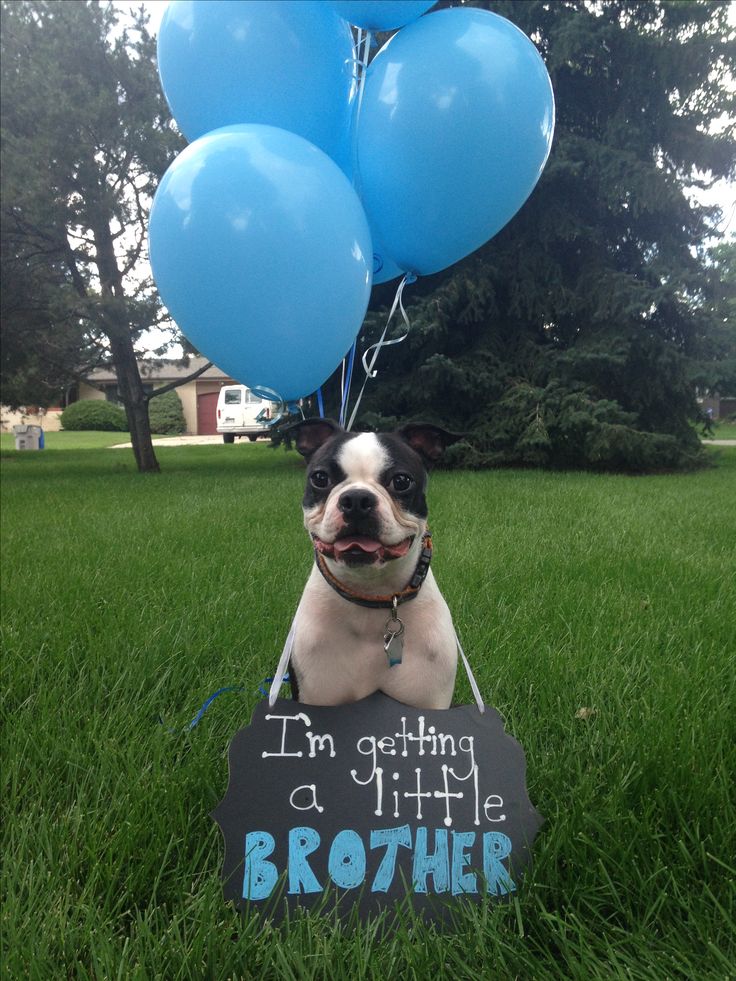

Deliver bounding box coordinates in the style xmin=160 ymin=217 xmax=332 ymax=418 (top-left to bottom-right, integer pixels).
xmin=111 ymin=435 xmax=262 ymax=448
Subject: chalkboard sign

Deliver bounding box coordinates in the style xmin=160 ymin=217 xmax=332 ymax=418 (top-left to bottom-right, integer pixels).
xmin=212 ymin=692 xmax=543 ymax=921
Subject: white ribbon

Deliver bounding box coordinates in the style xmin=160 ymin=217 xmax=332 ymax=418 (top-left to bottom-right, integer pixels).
xmin=349 ymin=28 xmax=372 ymax=201
xmin=268 ymin=614 xmax=297 ymax=707
xmin=454 ymin=631 xmax=486 ymax=714
xmin=345 ymin=273 xmax=414 ymax=432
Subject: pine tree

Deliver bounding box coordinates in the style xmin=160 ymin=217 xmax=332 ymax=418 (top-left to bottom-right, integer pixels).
xmin=350 ymin=0 xmax=735 ymax=471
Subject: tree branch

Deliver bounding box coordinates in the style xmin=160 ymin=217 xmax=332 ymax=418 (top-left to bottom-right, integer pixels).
xmin=121 ymin=184 xmax=147 ymax=278
xmin=146 ymin=360 xmax=214 ymax=401
xmin=63 ymin=243 xmax=89 ymax=298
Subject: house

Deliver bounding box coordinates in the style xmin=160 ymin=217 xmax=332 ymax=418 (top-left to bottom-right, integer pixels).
xmin=0 ymin=404 xmax=64 ymax=433
xmin=0 ymin=358 xmax=237 ymax=435
xmin=78 ymin=357 xmax=237 ymax=435
xmin=699 ymin=393 xmax=736 ymax=422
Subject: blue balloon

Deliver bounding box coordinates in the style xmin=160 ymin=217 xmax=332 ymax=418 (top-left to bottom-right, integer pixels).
xmin=148 ymin=125 xmax=373 ymax=401
xmin=356 ymin=8 xmax=555 ymax=276
xmin=372 ymin=247 xmax=403 ymax=285
xmin=340 ymin=149 xmax=403 ymax=284
xmin=157 ymin=1 xmax=354 ymax=168
xmin=329 ymin=1 xmax=436 ymax=31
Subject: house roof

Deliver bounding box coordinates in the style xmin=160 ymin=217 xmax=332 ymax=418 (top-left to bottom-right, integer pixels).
xmin=84 ymin=357 xmax=232 ymax=384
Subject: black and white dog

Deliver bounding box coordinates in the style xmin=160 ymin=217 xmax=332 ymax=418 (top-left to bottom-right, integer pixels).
xmin=287 ymin=419 xmax=462 ymax=710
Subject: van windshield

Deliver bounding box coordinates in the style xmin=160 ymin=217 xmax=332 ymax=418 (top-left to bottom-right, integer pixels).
xmin=224 ymin=390 xmax=241 ymax=404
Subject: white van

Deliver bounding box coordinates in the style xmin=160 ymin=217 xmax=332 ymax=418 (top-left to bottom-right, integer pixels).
xmin=216 ymin=385 xmax=272 ymax=443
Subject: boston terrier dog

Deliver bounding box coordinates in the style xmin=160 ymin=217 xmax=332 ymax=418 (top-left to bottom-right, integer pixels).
xmin=288 ymin=419 xmax=462 ymax=710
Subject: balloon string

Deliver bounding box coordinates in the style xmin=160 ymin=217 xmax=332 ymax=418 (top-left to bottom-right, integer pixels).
xmin=340 ymin=340 xmax=357 ymax=427
xmin=337 ymin=24 xmax=370 ymax=432
xmin=349 ymin=27 xmax=372 ymax=200
xmin=346 ymin=273 xmax=415 ymax=432
xmin=360 ymin=275 xmax=412 ymax=377
xmin=343 ymin=27 xmax=413 ymax=432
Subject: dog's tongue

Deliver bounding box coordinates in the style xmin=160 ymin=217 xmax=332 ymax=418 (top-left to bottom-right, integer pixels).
xmin=333 ymin=536 xmax=382 ymax=556
xmin=331 ymin=536 xmax=414 ymax=559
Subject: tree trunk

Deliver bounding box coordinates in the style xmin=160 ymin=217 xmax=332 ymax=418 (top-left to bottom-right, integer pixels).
xmin=93 ymin=216 xmax=160 ymax=473
xmin=108 ymin=328 xmax=160 ymax=473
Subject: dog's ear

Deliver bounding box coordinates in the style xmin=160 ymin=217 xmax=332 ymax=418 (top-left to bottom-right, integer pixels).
xmin=397 ymin=422 xmax=464 ymax=466
xmin=290 ymin=418 xmax=343 ymax=461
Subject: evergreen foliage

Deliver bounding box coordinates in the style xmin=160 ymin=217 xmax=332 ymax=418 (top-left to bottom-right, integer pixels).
xmin=148 ymin=388 xmax=186 ymax=435
xmin=0 ymin=0 xmax=184 ymax=471
xmin=60 ymin=399 xmax=127 ymax=432
xmin=0 ymin=240 xmax=99 ymax=409
xmin=688 ymin=240 xmax=736 ymax=397
xmin=350 ymin=0 xmax=735 ymax=471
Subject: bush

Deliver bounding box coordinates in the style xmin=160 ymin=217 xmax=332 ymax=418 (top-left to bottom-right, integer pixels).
xmin=148 ymin=388 xmax=186 ymax=435
xmin=60 ymin=399 xmax=127 ymax=432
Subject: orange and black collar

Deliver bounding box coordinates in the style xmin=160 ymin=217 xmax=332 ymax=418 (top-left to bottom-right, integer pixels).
xmin=314 ymin=533 xmax=433 ymax=609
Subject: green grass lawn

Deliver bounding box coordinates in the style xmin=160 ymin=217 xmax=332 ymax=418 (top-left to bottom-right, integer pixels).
xmin=1 ymin=442 xmax=734 ymax=979
xmin=709 ymin=420 xmax=736 ymax=440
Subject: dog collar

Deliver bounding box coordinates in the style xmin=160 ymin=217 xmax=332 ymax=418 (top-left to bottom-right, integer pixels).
xmin=314 ymin=532 xmax=433 ymax=610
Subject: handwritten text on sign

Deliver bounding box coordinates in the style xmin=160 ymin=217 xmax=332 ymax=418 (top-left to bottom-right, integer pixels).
xmin=212 ymin=693 xmax=543 ymax=920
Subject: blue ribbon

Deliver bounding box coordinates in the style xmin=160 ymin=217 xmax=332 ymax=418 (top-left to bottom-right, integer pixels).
xmin=257 ymin=674 xmax=290 ymax=698
xmin=187 ymin=685 xmax=244 ymax=729
xmin=158 ymin=675 xmax=291 ymax=733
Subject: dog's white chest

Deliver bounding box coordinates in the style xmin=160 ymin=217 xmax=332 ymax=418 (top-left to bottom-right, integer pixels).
xmin=291 ymin=567 xmax=458 ymax=710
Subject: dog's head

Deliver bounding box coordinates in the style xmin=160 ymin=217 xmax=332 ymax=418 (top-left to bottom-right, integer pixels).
xmin=292 ymin=420 xmax=461 ymax=583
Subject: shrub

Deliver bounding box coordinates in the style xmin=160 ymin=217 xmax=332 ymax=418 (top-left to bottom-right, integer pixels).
xmin=60 ymin=399 xmax=128 ymax=432
xmin=148 ymin=388 xmax=186 ymax=435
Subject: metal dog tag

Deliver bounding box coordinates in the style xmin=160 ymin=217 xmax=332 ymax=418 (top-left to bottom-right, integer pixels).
xmin=383 ymin=616 xmax=405 ymax=667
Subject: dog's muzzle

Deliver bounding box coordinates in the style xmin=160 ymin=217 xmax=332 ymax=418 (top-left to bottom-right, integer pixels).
xmin=312 ymin=534 xmax=414 ymax=565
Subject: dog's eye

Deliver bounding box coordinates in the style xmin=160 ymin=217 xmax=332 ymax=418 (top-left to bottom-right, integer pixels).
xmin=310 ymin=470 xmax=330 ymax=489
xmin=391 ymin=473 xmax=414 ymax=493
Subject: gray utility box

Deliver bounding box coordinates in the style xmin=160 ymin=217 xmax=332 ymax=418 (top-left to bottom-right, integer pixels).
xmin=13 ymin=424 xmax=44 ymax=450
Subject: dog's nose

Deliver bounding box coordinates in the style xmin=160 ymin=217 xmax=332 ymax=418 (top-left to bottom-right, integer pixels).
xmin=338 ymin=489 xmax=377 ymax=515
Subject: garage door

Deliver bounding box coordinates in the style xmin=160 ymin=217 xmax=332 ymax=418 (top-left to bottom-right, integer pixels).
xmin=197 ymin=391 xmax=219 ymax=435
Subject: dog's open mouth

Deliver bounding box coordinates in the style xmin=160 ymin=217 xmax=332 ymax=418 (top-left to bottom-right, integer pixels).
xmin=313 ymin=535 xmax=414 ymax=564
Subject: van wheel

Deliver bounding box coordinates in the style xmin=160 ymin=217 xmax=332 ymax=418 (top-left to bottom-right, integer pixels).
xmin=248 ymin=435 xmax=258 ymax=442
xmin=223 ymin=434 xmax=235 ymax=444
